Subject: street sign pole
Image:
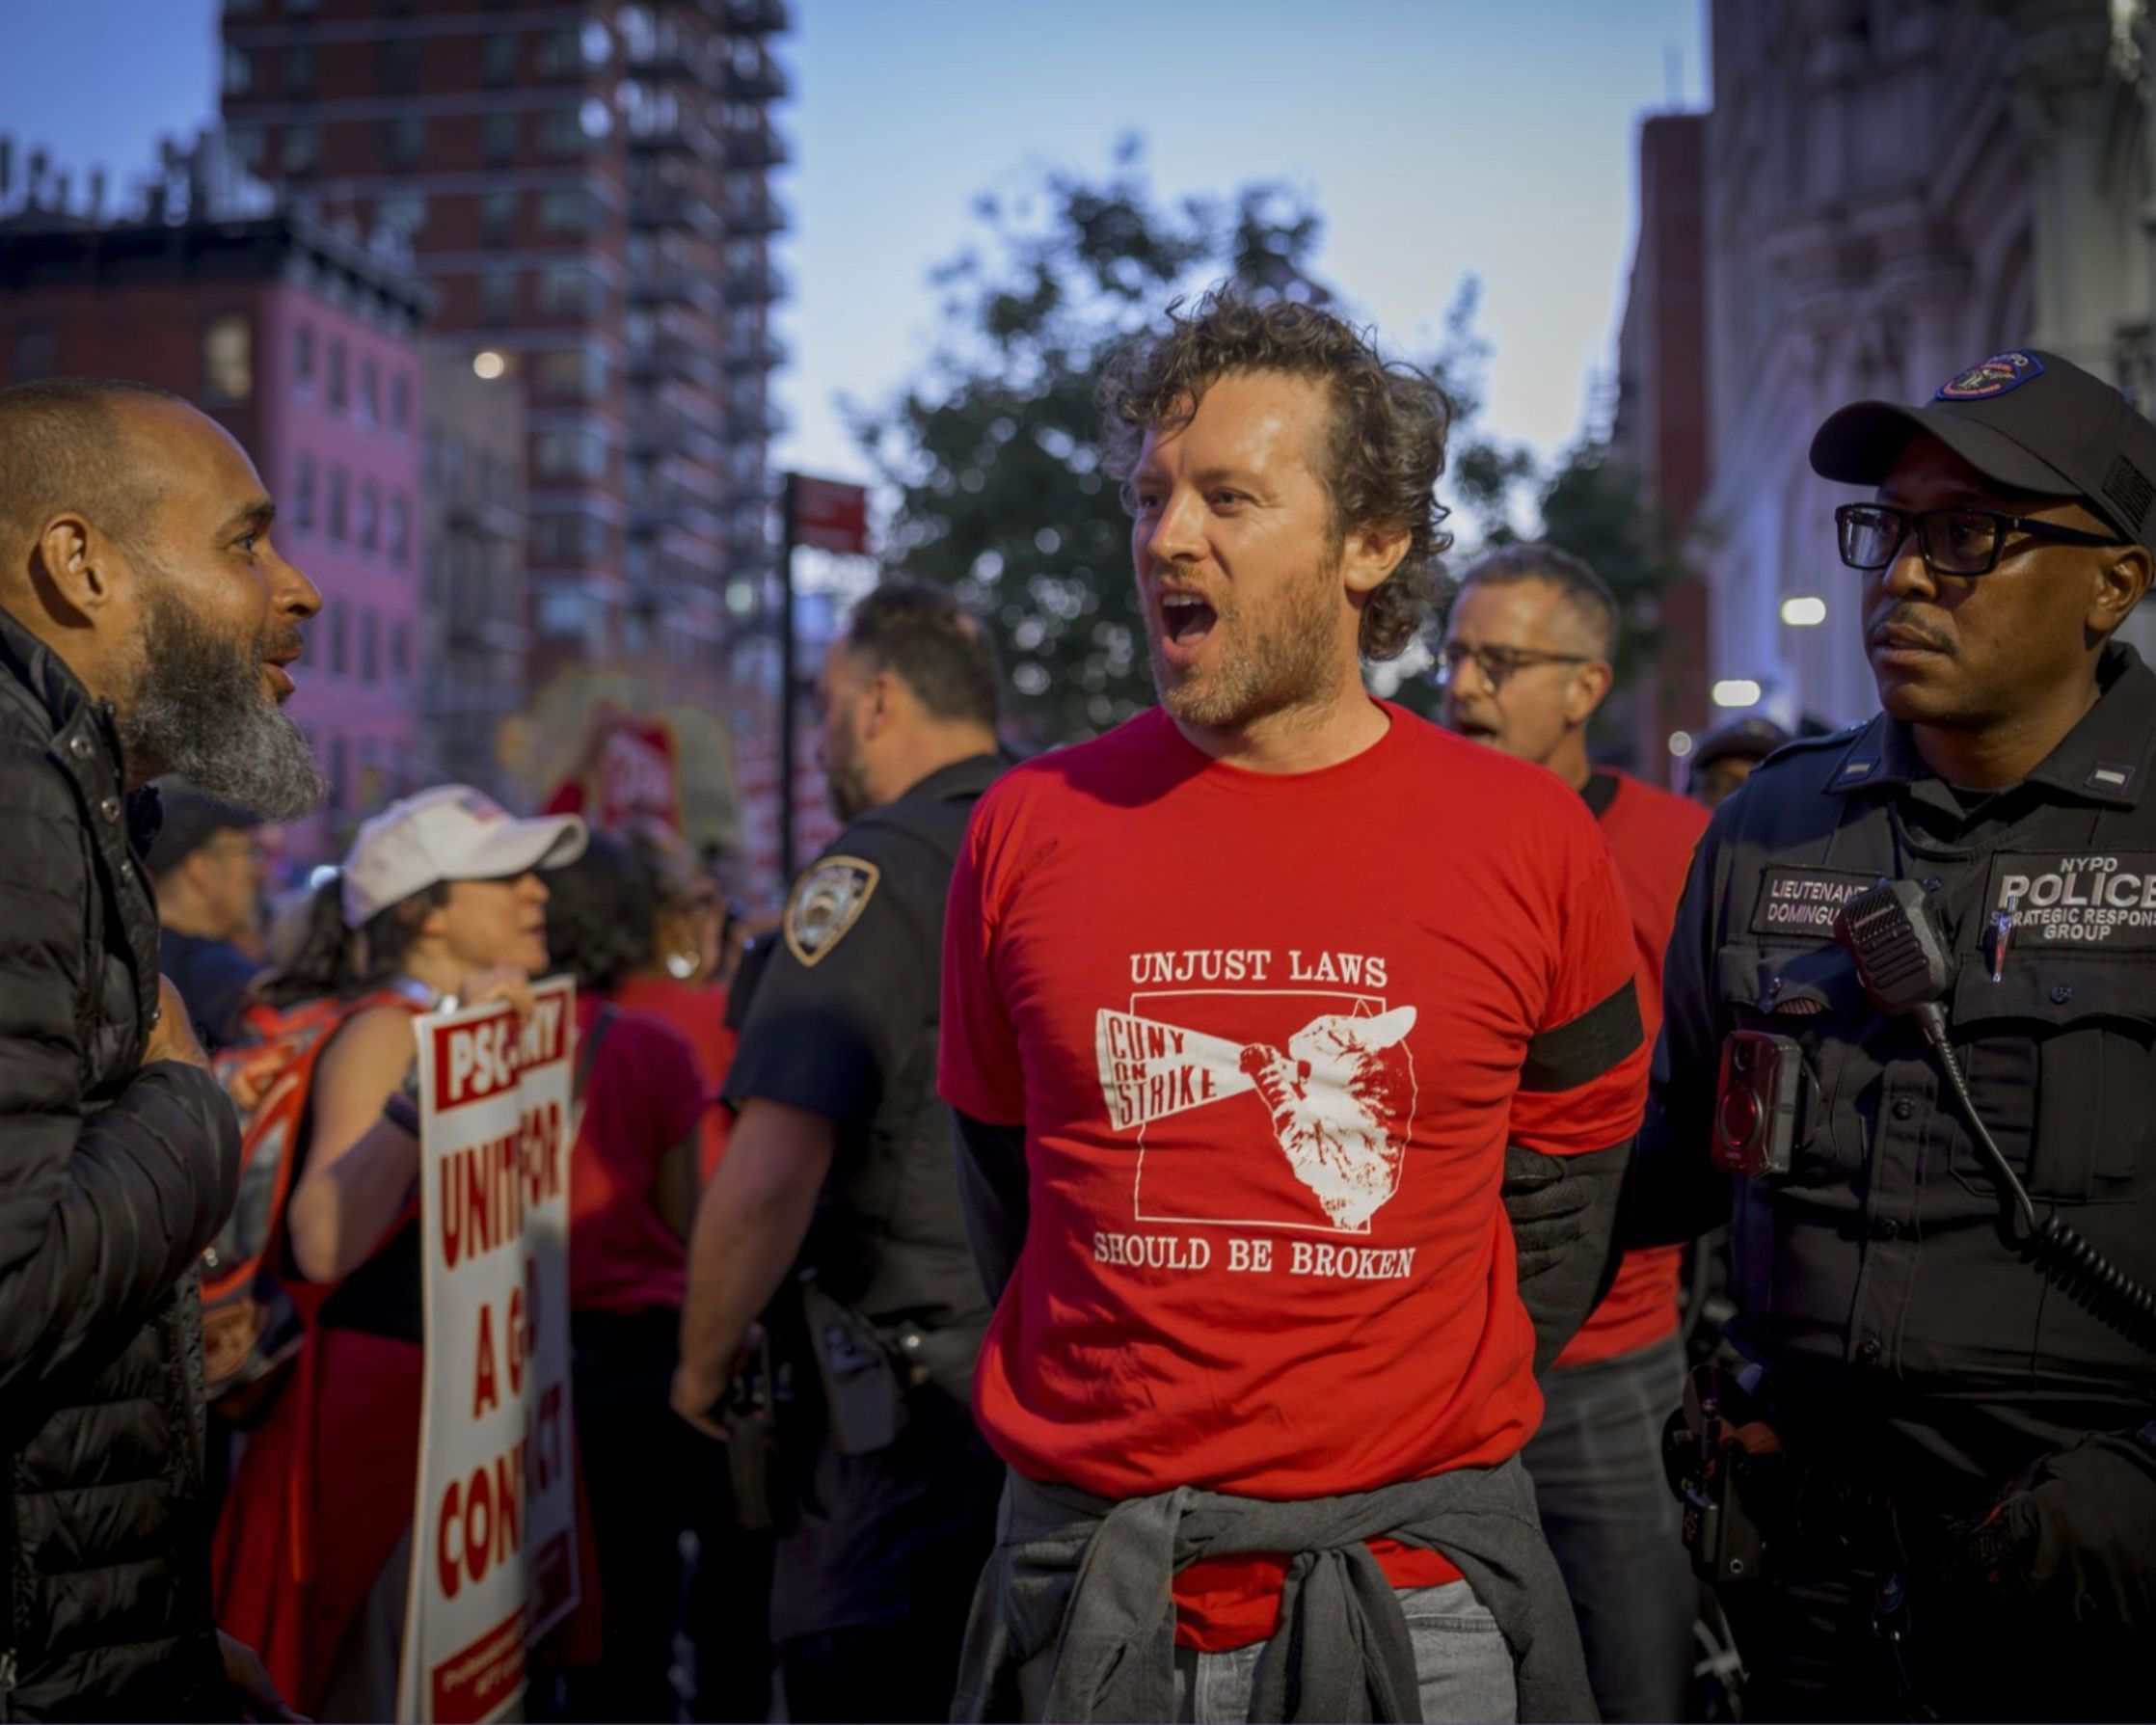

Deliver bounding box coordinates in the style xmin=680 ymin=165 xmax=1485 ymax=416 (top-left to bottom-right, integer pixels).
xmin=778 ymin=470 xmax=799 ymax=890
xmin=772 ymin=472 xmax=870 ymax=899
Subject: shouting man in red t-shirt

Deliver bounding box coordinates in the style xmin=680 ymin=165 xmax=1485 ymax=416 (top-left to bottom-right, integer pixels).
xmin=1441 ymin=544 xmax=1711 ymax=1724
xmin=938 ymin=290 xmax=1646 ymax=1724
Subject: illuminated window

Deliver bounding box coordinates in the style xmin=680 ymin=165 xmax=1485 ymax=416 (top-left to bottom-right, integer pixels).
xmin=201 ymin=314 xmax=253 ymax=404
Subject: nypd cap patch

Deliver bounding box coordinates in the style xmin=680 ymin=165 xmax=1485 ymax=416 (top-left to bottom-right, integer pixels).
xmin=784 ymin=856 xmax=881 ymax=967
xmin=1935 ymin=351 xmax=2045 ymax=401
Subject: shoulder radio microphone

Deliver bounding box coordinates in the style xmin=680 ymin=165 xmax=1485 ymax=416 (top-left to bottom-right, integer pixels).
xmin=1829 ymin=878 xmax=2156 ymax=1356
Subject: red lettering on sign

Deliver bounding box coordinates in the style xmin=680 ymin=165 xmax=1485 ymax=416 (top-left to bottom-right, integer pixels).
xmin=506 ymin=1286 xmax=526 ymax=1395
xmin=434 ymin=1444 xmax=528 ymax=1607
xmin=472 ymin=1302 xmax=500 ymax=1418
xmin=429 ymin=1604 xmax=526 ymax=1725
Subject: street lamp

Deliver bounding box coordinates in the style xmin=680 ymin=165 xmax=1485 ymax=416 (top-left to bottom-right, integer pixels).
xmin=472 ymin=349 xmax=506 ymax=381
xmin=1668 ymin=730 xmax=1695 ymax=758
xmin=1780 ymin=596 xmax=1827 ymax=627
xmin=1711 ymin=679 xmax=1764 ymax=709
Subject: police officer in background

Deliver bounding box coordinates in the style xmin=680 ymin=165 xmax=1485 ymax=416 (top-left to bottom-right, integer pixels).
xmin=1637 ymin=349 xmax=2156 ymax=1720
xmin=673 ymin=582 xmax=1006 ymax=1723
xmin=1687 ymin=716 xmax=1791 ymax=811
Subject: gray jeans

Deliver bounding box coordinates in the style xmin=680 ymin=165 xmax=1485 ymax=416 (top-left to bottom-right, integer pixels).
xmin=1521 ymin=1334 xmax=1694 ymax=1724
xmin=1165 ymin=1579 xmax=1519 ymax=1725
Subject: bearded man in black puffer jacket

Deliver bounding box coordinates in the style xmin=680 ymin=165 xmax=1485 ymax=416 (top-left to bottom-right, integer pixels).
xmin=0 ymin=378 xmax=327 ymax=1721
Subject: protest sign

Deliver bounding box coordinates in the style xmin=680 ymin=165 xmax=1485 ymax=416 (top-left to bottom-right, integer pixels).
xmin=395 ymin=980 xmax=579 ymax=1724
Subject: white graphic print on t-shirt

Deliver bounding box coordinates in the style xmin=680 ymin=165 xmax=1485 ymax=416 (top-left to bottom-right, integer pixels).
xmin=1093 ymin=967 xmax=1416 ymax=1235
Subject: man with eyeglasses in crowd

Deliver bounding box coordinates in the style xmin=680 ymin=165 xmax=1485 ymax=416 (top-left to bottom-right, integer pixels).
xmin=1633 ymin=349 xmax=2156 ymax=1720
xmin=1439 ymin=545 xmax=1709 ymax=1724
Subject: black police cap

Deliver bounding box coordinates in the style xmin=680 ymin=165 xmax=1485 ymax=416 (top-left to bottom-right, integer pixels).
xmin=1690 ymin=716 xmax=1791 ymax=775
xmin=145 ymin=784 xmax=260 ymax=878
xmin=1808 ymin=349 xmax=2156 ymax=555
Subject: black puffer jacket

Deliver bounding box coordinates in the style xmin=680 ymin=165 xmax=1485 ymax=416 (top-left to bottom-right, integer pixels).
xmin=0 ymin=606 xmax=239 ymax=1722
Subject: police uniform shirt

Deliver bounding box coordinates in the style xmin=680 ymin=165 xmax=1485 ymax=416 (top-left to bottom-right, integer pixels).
xmin=720 ymin=753 xmax=1007 ymax=1647
xmin=1646 ymin=641 xmax=2156 ymax=1501
xmin=722 ymin=752 xmax=1004 ymax=1334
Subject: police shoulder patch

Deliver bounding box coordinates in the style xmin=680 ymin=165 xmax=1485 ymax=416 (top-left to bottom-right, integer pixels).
xmin=1935 ymin=351 xmax=2044 ymax=401
xmin=784 ymin=855 xmax=881 ymax=967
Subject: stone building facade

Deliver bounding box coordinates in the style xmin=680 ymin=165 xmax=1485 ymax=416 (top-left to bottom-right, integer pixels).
xmin=1693 ymin=0 xmax=2156 ymax=725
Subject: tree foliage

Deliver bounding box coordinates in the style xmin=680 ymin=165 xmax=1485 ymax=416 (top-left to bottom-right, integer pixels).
xmin=1536 ymin=439 xmax=1685 ymax=691
xmin=852 ymin=141 xmax=1529 ymax=742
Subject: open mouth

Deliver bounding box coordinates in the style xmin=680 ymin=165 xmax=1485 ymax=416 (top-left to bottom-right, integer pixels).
xmin=1160 ymin=591 xmax=1218 ymax=648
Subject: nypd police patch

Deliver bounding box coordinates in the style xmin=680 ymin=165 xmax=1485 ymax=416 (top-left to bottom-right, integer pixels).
xmin=1935 ymin=351 xmax=2044 ymax=401
xmin=785 ymin=855 xmax=881 ymax=967
xmin=1984 ymin=850 xmax=2156 ymax=951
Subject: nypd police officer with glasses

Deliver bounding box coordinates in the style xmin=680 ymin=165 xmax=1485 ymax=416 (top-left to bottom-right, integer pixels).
xmin=1634 ymin=349 xmax=2156 ymax=1720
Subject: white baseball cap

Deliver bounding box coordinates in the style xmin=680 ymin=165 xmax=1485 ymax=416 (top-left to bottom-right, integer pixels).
xmin=339 ymin=785 xmax=588 ymax=929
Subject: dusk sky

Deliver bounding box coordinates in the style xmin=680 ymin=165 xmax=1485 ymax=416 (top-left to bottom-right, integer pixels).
xmin=0 ymin=0 xmax=1708 ymax=494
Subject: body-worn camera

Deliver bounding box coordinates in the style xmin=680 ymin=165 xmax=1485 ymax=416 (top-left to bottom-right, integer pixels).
xmin=1712 ymin=1031 xmax=1817 ymax=1178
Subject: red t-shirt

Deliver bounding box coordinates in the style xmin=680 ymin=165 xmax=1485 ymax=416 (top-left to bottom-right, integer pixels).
xmin=612 ymin=974 xmax=736 ymax=1181
xmin=567 ymin=994 xmax=710 ymax=1315
xmin=938 ymin=704 xmax=1646 ymax=1650
xmin=1556 ymin=770 xmax=1711 ymax=1367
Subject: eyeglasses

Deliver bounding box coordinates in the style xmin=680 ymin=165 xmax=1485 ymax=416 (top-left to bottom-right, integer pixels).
xmin=1834 ymin=503 xmax=2126 ymax=577
xmin=1436 ymin=641 xmax=1592 ymax=690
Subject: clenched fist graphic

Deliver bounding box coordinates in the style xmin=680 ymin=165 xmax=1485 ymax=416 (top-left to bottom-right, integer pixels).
xmin=1238 ymin=1006 xmax=1416 ymax=1229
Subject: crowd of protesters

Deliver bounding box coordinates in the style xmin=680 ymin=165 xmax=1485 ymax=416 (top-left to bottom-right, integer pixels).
xmin=3 ymin=284 xmax=2152 ymax=1725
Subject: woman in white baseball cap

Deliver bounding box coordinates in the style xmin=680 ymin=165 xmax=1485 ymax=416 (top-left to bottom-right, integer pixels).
xmin=214 ymin=785 xmax=586 ymax=1720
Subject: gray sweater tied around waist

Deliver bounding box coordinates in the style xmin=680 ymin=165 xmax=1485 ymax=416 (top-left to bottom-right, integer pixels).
xmin=949 ymin=1454 xmax=1594 ymax=1723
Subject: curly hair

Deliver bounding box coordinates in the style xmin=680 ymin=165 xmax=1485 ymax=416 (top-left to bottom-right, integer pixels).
xmin=1097 ymin=287 xmax=1454 ymax=661
xmin=544 ymin=831 xmax=664 ymax=996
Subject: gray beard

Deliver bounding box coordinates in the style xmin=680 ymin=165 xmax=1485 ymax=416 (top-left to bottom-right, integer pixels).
xmin=120 ymin=576 xmax=327 ymax=821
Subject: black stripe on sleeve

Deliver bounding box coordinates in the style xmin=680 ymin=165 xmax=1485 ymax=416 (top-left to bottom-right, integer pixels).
xmin=1519 ymin=979 xmax=1644 ymax=1093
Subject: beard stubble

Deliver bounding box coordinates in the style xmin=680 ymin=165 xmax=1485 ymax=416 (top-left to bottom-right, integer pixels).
xmin=1148 ymin=549 xmax=1350 ymax=733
